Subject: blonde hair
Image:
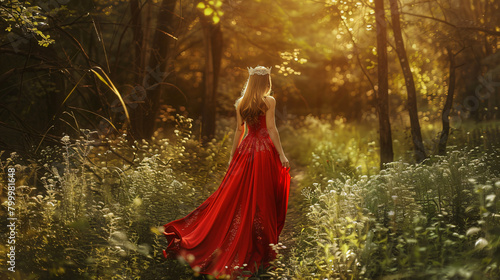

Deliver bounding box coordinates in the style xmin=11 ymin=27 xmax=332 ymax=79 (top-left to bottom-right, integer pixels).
xmin=235 ymin=68 xmax=272 ymax=125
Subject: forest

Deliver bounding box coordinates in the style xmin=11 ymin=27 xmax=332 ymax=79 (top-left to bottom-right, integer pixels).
xmin=0 ymin=0 xmax=499 ymax=279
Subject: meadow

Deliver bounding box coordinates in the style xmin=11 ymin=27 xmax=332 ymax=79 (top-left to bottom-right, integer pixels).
xmin=1 ymin=115 xmax=498 ymax=280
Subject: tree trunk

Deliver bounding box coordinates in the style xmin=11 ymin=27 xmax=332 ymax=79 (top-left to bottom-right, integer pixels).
xmin=374 ymin=0 xmax=394 ymax=169
xmin=130 ymin=0 xmax=144 ymax=83
xmin=200 ymin=16 xmax=223 ymax=142
xmin=389 ymin=0 xmax=427 ymax=162
xmin=438 ymin=47 xmax=456 ymax=155
xmin=129 ymin=0 xmax=177 ymax=140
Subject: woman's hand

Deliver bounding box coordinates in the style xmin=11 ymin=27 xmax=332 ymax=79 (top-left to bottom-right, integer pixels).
xmin=279 ymin=154 xmax=290 ymax=168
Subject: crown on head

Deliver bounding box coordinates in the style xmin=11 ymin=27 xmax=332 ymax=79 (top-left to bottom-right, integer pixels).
xmin=247 ymin=66 xmax=272 ymax=76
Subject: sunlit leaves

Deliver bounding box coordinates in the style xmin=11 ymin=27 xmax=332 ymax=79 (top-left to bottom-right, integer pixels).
xmin=0 ymin=0 xmax=55 ymax=47
xmin=197 ymin=0 xmax=224 ymax=24
xmin=275 ymin=49 xmax=307 ymax=76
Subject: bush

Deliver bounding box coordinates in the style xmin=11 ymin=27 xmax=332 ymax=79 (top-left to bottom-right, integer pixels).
xmin=292 ymin=148 xmax=500 ymax=279
xmin=0 ymin=116 xmax=231 ymax=280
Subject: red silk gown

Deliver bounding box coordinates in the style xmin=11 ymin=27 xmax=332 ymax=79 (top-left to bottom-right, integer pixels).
xmin=163 ymin=114 xmax=290 ymax=279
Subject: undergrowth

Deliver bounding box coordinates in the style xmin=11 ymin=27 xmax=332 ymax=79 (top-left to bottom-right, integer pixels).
xmin=0 ymin=115 xmax=498 ymax=279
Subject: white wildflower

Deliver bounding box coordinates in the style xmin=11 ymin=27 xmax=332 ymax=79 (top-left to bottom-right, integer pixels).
xmin=475 ymin=237 xmax=488 ymax=249
xmin=466 ymin=227 xmax=481 ymax=236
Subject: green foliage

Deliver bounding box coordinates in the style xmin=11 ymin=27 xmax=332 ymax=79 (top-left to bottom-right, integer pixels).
xmin=197 ymin=0 xmax=224 ymax=24
xmin=0 ymin=116 xmax=230 ymax=280
xmin=0 ymin=0 xmax=55 ymax=46
xmin=1 ymin=114 xmax=499 ymax=279
xmin=292 ymin=177 xmax=373 ymax=279
xmin=291 ymin=146 xmax=500 ymax=279
xmin=280 ymin=114 xmax=379 ymax=174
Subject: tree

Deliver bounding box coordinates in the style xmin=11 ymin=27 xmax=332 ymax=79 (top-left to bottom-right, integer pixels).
xmin=130 ymin=0 xmax=144 ymax=83
xmin=374 ymin=0 xmax=394 ymax=168
xmin=389 ymin=0 xmax=426 ymax=162
xmin=438 ymin=47 xmax=459 ymax=155
xmin=129 ymin=0 xmax=178 ymax=140
xmin=199 ymin=2 xmax=223 ymax=142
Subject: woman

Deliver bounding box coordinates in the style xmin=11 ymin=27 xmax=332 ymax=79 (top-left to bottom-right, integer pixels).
xmin=163 ymin=66 xmax=291 ymax=279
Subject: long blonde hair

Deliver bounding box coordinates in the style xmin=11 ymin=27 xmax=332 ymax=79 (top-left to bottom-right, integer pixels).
xmin=235 ymin=69 xmax=272 ymax=125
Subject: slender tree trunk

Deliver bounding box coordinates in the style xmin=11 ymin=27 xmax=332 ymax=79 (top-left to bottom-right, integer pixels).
xmin=438 ymin=47 xmax=456 ymax=155
xmin=389 ymin=0 xmax=427 ymax=162
xmin=129 ymin=0 xmax=177 ymax=140
xmin=374 ymin=0 xmax=394 ymax=169
xmin=130 ymin=0 xmax=144 ymax=83
xmin=143 ymin=1 xmax=153 ymax=77
xmin=200 ymin=16 xmax=223 ymax=142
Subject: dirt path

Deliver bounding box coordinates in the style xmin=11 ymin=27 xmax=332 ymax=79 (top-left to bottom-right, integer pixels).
xmin=278 ymin=167 xmax=307 ymax=260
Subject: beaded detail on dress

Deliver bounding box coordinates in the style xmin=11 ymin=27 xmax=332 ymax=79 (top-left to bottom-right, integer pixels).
xmin=253 ymin=207 xmax=264 ymax=243
xmin=225 ymin=206 xmax=242 ymax=252
xmin=237 ymin=115 xmax=275 ymax=155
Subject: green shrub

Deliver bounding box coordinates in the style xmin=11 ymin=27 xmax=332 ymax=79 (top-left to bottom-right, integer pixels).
xmin=0 ymin=116 xmax=231 ymax=280
xmin=292 ymin=148 xmax=500 ymax=279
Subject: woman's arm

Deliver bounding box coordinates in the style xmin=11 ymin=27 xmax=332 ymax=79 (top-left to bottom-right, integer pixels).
xmin=264 ymin=96 xmax=290 ymax=168
xmin=229 ymin=106 xmax=245 ymax=166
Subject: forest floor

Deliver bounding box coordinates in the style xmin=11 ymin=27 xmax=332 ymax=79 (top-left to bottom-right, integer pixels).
xmin=279 ymin=166 xmax=307 ymax=261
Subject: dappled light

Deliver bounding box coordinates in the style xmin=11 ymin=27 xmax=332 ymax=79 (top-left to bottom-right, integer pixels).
xmin=1 ymin=0 xmax=499 ymax=279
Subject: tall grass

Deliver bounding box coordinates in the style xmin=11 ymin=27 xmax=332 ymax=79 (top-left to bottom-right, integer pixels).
xmin=0 ymin=115 xmax=498 ymax=279
xmin=0 ymin=116 xmax=230 ymax=280
xmin=290 ymin=148 xmax=499 ymax=279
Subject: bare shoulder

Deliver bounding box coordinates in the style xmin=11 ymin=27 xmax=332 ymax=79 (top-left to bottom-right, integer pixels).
xmin=264 ymin=95 xmax=276 ymax=108
xmin=235 ymin=97 xmax=242 ymax=109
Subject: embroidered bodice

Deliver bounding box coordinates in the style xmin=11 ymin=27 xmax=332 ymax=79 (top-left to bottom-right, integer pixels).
xmin=237 ymin=114 xmax=275 ymax=154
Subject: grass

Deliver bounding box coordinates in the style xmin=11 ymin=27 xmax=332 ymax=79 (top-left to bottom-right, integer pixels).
xmin=0 ymin=115 xmax=499 ymax=279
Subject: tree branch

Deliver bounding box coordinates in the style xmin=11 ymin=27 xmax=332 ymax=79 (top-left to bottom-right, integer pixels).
xmin=402 ymin=12 xmax=500 ymax=36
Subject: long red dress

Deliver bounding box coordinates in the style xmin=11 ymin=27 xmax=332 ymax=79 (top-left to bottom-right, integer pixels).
xmin=163 ymin=114 xmax=290 ymax=279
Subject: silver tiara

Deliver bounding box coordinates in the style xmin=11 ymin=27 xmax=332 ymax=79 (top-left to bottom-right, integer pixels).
xmin=247 ymin=66 xmax=272 ymax=76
